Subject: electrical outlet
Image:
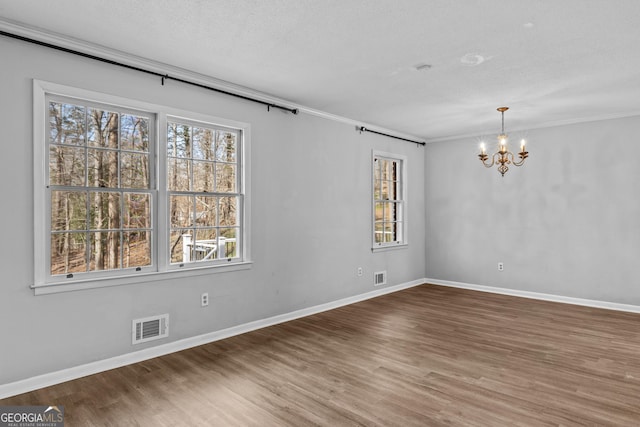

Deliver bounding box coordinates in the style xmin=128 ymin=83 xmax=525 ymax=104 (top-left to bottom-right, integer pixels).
xmin=201 ymin=292 xmax=209 ymax=307
xmin=357 ymin=267 xmax=363 ymax=277
xmin=498 ymin=262 xmax=504 ymax=272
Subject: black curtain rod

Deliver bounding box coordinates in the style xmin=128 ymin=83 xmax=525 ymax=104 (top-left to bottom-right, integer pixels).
xmin=0 ymin=30 xmax=299 ymax=115
xmin=358 ymin=126 xmax=425 ymax=146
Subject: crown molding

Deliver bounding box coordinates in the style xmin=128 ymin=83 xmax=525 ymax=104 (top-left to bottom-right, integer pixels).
xmin=426 ymin=111 xmax=640 ymax=143
xmin=0 ymin=18 xmax=282 ymax=105
xmin=0 ymin=18 xmax=425 ymax=145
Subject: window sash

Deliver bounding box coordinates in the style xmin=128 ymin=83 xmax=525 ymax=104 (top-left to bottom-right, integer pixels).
xmin=372 ymin=152 xmax=406 ymax=248
xmin=165 ymin=117 xmax=243 ymax=268
xmin=167 ymin=192 xmax=244 ymax=265
xmin=46 ymin=95 xmax=156 ymax=279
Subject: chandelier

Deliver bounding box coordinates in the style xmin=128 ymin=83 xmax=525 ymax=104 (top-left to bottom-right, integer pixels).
xmin=478 ymin=107 xmax=529 ymax=176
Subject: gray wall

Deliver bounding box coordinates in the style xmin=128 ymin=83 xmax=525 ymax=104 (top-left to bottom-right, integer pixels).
xmin=4 ymin=32 xmax=638 ymax=388
xmin=0 ymin=38 xmax=425 ymax=384
xmin=425 ymin=114 xmax=640 ymax=305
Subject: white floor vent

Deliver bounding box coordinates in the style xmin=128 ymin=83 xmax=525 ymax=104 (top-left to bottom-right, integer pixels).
xmin=132 ymin=314 xmax=169 ymax=345
xmin=374 ymin=271 xmax=387 ymax=286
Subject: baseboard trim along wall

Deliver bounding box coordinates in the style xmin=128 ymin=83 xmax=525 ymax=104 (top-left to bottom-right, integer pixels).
xmin=425 ymin=278 xmax=640 ymax=314
xmin=0 ymin=278 xmax=425 ymax=400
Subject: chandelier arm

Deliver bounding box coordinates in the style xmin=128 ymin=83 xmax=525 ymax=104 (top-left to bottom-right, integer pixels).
xmin=481 ymin=153 xmax=498 ymax=168
xmin=512 ymin=151 xmax=528 ymax=166
xmin=506 ymin=151 xmax=515 ymax=165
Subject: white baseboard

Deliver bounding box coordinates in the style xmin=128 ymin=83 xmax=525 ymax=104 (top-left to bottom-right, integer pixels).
xmin=425 ymin=278 xmax=640 ymax=314
xmin=0 ymin=278 xmax=424 ymax=400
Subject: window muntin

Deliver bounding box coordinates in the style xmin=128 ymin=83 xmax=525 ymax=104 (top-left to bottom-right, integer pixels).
xmin=167 ymin=120 xmax=242 ymax=264
xmin=373 ymin=154 xmax=405 ymax=247
xmin=47 ymin=97 xmax=153 ymax=277
xmin=36 ymin=81 xmax=249 ymax=290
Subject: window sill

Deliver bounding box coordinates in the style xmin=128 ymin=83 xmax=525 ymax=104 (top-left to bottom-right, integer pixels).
xmin=371 ymin=243 xmax=408 ymax=253
xmin=31 ymin=261 xmax=253 ymax=295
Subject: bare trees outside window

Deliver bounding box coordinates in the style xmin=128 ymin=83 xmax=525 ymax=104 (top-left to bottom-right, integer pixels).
xmin=373 ymin=153 xmax=405 ymax=247
xmin=40 ymin=85 xmax=247 ymax=287
xmin=167 ymin=121 xmax=240 ymax=264
xmin=49 ymin=100 xmax=152 ymax=275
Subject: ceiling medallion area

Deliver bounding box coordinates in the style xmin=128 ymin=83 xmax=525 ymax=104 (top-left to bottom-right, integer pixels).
xmin=460 ymin=53 xmax=489 ymax=66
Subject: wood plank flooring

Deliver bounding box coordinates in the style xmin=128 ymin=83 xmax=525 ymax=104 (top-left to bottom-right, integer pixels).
xmin=3 ymin=284 xmax=640 ymax=426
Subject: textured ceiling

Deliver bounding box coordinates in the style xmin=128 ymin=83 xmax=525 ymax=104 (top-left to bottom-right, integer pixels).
xmin=1 ymin=0 xmax=640 ymax=140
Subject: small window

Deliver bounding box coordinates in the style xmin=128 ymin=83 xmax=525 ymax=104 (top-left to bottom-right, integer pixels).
xmin=372 ymin=151 xmax=406 ymax=249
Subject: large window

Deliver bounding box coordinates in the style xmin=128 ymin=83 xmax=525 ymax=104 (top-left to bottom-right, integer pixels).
xmin=372 ymin=151 xmax=406 ymax=249
xmin=34 ymin=81 xmax=249 ymax=292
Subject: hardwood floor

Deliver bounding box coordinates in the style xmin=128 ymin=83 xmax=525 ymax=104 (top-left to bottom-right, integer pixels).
xmin=3 ymin=284 xmax=640 ymax=426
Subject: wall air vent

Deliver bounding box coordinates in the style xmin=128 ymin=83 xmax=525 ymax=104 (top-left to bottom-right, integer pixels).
xmin=132 ymin=314 xmax=169 ymax=345
xmin=374 ymin=271 xmax=387 ymax=286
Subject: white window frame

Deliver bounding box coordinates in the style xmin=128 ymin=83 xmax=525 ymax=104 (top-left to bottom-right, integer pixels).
xmin=33 ymin=80 xmax=251 ymax=295
xmin=372 ymin=150 xmax=407 ymax=251
xmin=162 ymin=115 xmax=245 ymax=271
